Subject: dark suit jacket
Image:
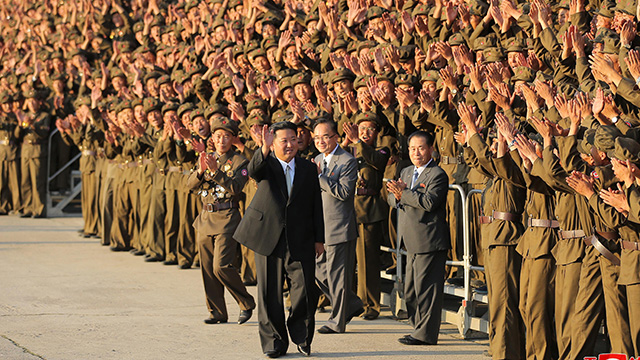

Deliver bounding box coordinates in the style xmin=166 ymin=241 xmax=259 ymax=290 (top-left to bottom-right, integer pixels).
xmin=233 ymin=149 xmax=324 ymax=261
xmin=388 ymin=161 xmax=451 ymax=254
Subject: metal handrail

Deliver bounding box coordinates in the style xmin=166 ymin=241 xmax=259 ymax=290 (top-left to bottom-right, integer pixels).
xmin=46 ymin=128 xmax=81 ymax=217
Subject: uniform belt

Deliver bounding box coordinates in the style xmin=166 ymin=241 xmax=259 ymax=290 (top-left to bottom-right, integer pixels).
xmin=440 ymin=155 xmax=463 ymax=165
xmin=167 ymin=166 xmax=182 ymax=173
xmin=183 ymin=169 xmax=194 ymax=176
xmin=479 ymin=211 xmax=520 ymax=224
xmin=558 ymin=229 xmax=586 ymax=239
xmin=527 ymin=218 xmax=559 ymax=228
xmin=622 ymin=240 xmax=640 ymax=251
xmin=82 ymin=150 xmax=97 ymax=156
xmin=356 ymin=188 xmax=379 ymax=196
xmin=127 ymin=161 xmax=139 ymax=168
xmin=595 ymin=230 xmax=618 ymax=241
xmin=584 ymin=234 xmax=620 ymax=265
xmin=0 ymin=139 xmax=13 ymax=146
xmin=204 ymin=201 xmax=240 ymax=212
xmin=25 ymin=139 xmax=41 ymax=145
xmin=142 ymin=159 xmax=153 ymax=165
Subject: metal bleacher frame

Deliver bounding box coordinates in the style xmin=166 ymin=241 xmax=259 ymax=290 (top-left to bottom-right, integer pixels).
xmin=379 ymin=185 xmax=489 ymax=338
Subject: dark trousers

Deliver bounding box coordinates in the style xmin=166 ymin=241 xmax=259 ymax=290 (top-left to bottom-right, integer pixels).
xmin=405 ymin=250 xmax=447 ymax=344
xmin=255 ymin=238 xmax=317 ymax=354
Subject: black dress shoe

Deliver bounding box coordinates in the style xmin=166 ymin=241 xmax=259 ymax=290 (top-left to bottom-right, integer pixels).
xmin=264 ymin=349 xmax=285 ymax=358
xmin=19 ymin=213 xmax=32 ymax=218
xmin=361 ymin=313 xmax=379 ymax=320
xmin=163 ymin=259 xmax=178 ymax=265
xmin=203 ymin=316 xmax=228 ymax=324
xmin=398 ymin=335 xmax=431 ymax=345
xmin=179 ymin=263 xmax=192 ymax=269
xmin=145 ymin=255 xmax=163 ymax=262
xmin=317 ymin=325 xmax=339 ymax=334
xmin=238 ymin=309 xmax=252 ymax=324
xmin=131 ymin=249 xmax=146 ymax=256
xmin=297 ymin=344 xmax=311 ymax=356
xmin=110 ymin=247 xmax=131 ymax=252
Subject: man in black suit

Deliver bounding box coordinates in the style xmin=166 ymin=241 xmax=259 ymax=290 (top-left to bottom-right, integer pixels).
xmin=233 ymin=121 xmax=325 ymax=358
xmin=387 ymin=131 xmax=450 ymax=346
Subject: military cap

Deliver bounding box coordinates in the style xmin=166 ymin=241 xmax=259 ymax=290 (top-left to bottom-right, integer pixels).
xmin=305 ymin=11 xmax=320 ymax=25
xmin=271 ymin=109 xmax=292 ymax=123
xmin=483 ymin=47 xmax=505 ymax=63
xmin=595 ymin=7 xmax=615 ymax=18
xmin=247 ymin=99 xmax=267 ymax=114
xmin=219 ymin=40 xmax=235 ymax=52
xmin=395 ymin=73 xmax=419 ymax=87
xmin=178 ymin=103 xmax=195 ymax=118
xmin=73 ymin=96 xmax=91 ymax=108
xmin=412 ymin=4 xmax=430 ymax=16
xmin=229 ymin=0 xmax=243 ymax=8
xmin=232 ymin=44 xmax=245 ymax=58
xmin=376 ymin=72 xmax=394 ymax=83
xmin=367 ymin=6 xmax=387 ymax=20
xmin=204 ymin=103 xmax=228 ymax=118
xmin=511 ymin=67 xmax=535 ymax=83
xmin=505 ymin=38 xmax=526 ymax=53
xmin=613 ymin=137 xmax=640 ymax=166
xmin=357 ymin=40 xmax=377 ymax=54
xmin=615 ymin=0 xmax=636 ymax=16
xmin=0 ymin=91 xmax=13 ymax=104
xmin=219 ymin=76 xmax=233 ymax=91
xmin=211 ymin=117 xmax=239 ymax=136
xmin=398 ymin=45 xmax=416 ymax=61
xmin=248 ymin=48 xmax=267 ymax=61
xmin=594 ymin=125 xmax=623 ymax=154
xmin=473 ymin=36 xmax=498 ymax=51
xmin=278 ymin=76 xmax=292 ymax=92
xmin=332 ymin=38 xmax=349 ymax=51
xmin=144 ymin=71 xmax=162 ymax=83
xmin=347 ymin=41 xmax=358 ymax=54
xmin=262 ymin=36 xmax=279 ymax=51
xmin=143 ymin=98 xmax=161 ymax=113
xmin=157 ymin=75 xmax=172 ymax=86
xmin=133 ymin=22 xmax=144 ymax=32
xmin=535 ymin=71 xmax=554 ymax=82
xmin=245 ymin=39 xmax=260 ymax=54
xmin=262 ymin=13 xmax=282 ymax=27
xmin=111 ymin=68 xmax=126 ymax=79
xmin=355 ymin=112 xmax=380 ymax=127
xmin=354 ymin=75 xmax=369 ymax=90
xmin=162 ymin=102 xmax=179 ymax=114
xmin=556 ymin=0 xmax=570 ymax=9
xmin=601 ymin=36 xmax=621 ymax=54
xmin=331 ymin=68 xmax=356 ymax=84
xmin=291 ymin=72 xmax=312 ymax=87
xmin=211 ymin=19 xmax=225 ymax=29
xmin=116 ymin=100 xmax=132 ymax=113
xmin=185 ymin=0 xmax=199 ymax=12
xmin=449 ymin=33 xmax=466 ymax=46
xmin=469 ymin=0 xmax=489 ymax=16
xmin=118 ymin=42 xmax=132 ymax=53
xmin=51 ymin=51 xmax=64 ymax=60
xmin=24 ymin=89 xmax=38 ymax=99
xmin=190 ymin=108 xmax=205 ymax=121
xmin=50 ymin=73 xmax=66 ymax=82
xmin=68 ymin=48 xmax=85 ymax=58
xmin=307 ymin=109 xmax=331 ymax=123
xmin=131 ymin=98 xmax=143 ymax=108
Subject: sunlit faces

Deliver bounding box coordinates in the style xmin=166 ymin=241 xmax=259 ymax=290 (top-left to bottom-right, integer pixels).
xmin=358 ymin=121 xmax=379 ymax=146
xmin=112 ymin=76 xmax=126 ymax=92
xmin=334 ymin=79 xmax=352 ymax=99
xmin=212 ymin=128 xmax=233 ymax=154
xmin=285 ymin=46 xmax=301 ymax=69
xmin=313 ymin=122 xmax=338 ymax=155
xmin=193 ymin=116 xmax=210 ymax=138
xmin=134 ymin=105 xmax=146 ymax=124
xmin=408 ymin=135 xmax=433 ymax=168
xmin=294 ymin=83 xmax=312 ymax=102
xmin=147 ymin=110 xmax=163 ymax=129
xmin=273 ymin=128 xmax=298 ymax=162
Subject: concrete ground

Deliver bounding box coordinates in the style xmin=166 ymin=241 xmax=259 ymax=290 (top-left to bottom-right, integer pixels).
xmin=0 ymin=216 xmax=489 ymax=360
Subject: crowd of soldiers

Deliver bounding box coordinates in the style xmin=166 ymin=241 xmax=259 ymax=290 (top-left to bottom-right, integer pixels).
xmin=1 ymin=0 xmax=640 ymax=358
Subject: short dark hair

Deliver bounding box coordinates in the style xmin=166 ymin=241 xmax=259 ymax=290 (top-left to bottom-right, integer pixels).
xmin=407 ymin=131 xmax=434 ymax=147
xmin=270 ymin=121 xmax=297 ymax=136
xmin=313 ymin=118 xmax=338 ymax=134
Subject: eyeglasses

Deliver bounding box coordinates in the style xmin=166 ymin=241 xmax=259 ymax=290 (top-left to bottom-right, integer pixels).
xmin=358 ymin=126 xmax=377 ymax=132
xmin=313 ymin=134 xmax=336 ymax=142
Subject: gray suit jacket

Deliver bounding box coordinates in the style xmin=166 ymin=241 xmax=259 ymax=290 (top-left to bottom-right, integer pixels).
xmin=388 ymin=161 xmax=451 ymax=254
xmin=315 ymin=146 xmax=358 ymax=245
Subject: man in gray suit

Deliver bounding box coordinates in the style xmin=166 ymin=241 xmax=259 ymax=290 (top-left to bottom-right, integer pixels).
xmin=387 ymin=131 xmax=450 ymax=345
xmin=313 ymin=118 xmax=364 ymax=334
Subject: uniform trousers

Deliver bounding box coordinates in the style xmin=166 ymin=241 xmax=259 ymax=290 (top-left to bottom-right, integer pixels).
xmin=356 ymin=221 xmax=383 ymax=317
xmin=177 ymin=190 xmax=197 ymax=267
xmin=519 ymin=255 xmax=557 ymax=360
xmin=0 ymin=158 xmax=20 ymax=213
xmin=198 ymin=232 xmax=254 ymax=320
xmin=255 ymin=237 xmax=317 ymax=353
xmin=147 ymin=186 xmax=166 ymax=258
xmin=554 ymin=260 xmax=581 ymax=360
xmin=20 ymin=156 xmax=46 ymax=217
xmin=111 ymin=180 xmax=134 ymax=250
xmin=571 ymin=246 xmax=632 ymax=359
xmin=405 ymin=250 xmax=447 ymax=344
xmin=316 ymin=240 xmax=363 ymax=332
xmin=164 ymin=188 xmax=179 ymax=262
xmin=81 ymin=170 xmax=99 ymax=235
xmin=138 ymin=180 xmax=153 ymax=252
xmin=627 ymin=283 xmax=640 ymax=357
xmin=100 ymin=163 xmax=116 ymax=246
xmin=485 ymin=245 xmax=524 ymax=360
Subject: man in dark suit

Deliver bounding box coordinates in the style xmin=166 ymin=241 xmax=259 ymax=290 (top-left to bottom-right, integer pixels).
xmin=233 ymin=121 xmax=325 ymax=358
xmin=313 ymin=118 xmax=364 ymax=334
xmin=387 ymin=131 xmax=450 ymax=346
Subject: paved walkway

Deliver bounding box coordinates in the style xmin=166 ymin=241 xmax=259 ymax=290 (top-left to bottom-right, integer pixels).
xmin=0 ymin=216 xmax=488 ymax=360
